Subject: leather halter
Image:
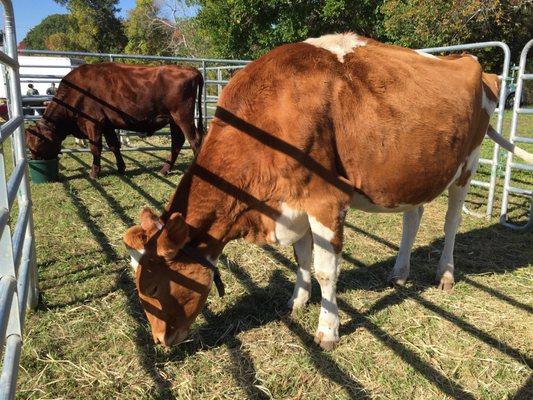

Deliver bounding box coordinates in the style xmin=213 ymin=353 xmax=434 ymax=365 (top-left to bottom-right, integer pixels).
xmin=179 ymin=245 xmax=225 ymax=297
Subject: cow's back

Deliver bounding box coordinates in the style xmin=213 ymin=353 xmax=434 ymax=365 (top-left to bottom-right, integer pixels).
xmin=48 ymin=63 xmax=200 ymax=130
xmin=208 ymin=40 xmax=489 ymax=209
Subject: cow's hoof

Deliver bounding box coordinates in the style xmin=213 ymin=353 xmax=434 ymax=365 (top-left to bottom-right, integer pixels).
xmin=388 ymin=273 xmax=408 ymax=288
xmin=437 ymin=278 xmax=454 ymax=292
xmin=285 ymin=297 xmax=308 ymax=316
xmin=158 ymin=168 xmax=169 ymax=176
xmin=89 ymin=171 xmax=99 ymax=179
xmin=314 ymin=331 xmax=339 ymax=351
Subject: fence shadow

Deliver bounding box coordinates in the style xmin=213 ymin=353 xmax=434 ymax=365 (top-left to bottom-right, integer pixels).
xmin=42 ymin=165 xmax=178 ymax=399
xmin=149 ymin=222 xmax=531 ymax=398
xmin=47 ymin=124 xmax=532 ymax=398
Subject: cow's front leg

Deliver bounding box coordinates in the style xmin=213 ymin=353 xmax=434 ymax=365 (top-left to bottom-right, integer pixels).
xmin=287 ymin=229 xmax=313 ymax=314
xmin=389 ymin=205 xmax=424 ymax=286
xmin=308 ymin=212 xmax=344 ymax=351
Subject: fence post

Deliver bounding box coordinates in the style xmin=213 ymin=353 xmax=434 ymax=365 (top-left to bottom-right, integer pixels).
xmin=0 ymin=1 xmax=39 ymax=398
xmin=202 ymin=60 xmax=208 ymax=129
xmin=499 ymin=39 xmax=533 ymax=231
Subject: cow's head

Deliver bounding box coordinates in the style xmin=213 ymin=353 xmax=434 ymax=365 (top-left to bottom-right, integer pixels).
xmin=25 ymin=121 xmax=62 ymax=160
xmin=123 ymin=207 xmax=213 ymax=346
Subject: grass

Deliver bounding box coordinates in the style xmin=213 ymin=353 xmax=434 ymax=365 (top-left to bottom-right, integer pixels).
xmin=6 ymin=111 xmax=533 ymax=399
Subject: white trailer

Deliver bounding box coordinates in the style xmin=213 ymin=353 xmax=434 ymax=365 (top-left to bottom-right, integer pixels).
xmin=0 ymin=55 xmax=83 ymax=99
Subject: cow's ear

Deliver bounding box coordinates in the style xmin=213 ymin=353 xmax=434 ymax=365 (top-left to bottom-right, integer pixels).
xmin=140 ymin=207 xmax=162 ymax=232
xmin=156 ymin=212 xmax=189 ymax=260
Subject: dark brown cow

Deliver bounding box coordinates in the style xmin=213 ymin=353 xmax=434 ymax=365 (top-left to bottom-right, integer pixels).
xmin=25 ymin=63 xmax=204 ymax=178
xmin=123 ymin=33 xmax=533 ymax=349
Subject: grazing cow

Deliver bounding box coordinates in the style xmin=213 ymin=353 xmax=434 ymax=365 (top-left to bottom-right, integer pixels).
xmin=25 ymin=63 xmax=204 ymax=178
xmin=123 ymin=33 xmax=533 ymax=349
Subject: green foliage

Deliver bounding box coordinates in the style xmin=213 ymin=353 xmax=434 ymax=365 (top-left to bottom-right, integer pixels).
xmin=66 ymin=0 xmax=127 ymax=52
xmin=22 ymin=14 xmax=70 ymax=50
xmin=195 ymin=0 xmax=382 ymax=59
xmin=124 ymin=0 xmax=173 ymax=56
xmin=379 ymin=0 xmax=533 ymax=71
xmin=46 ymin=0 xmax=127 ymax=53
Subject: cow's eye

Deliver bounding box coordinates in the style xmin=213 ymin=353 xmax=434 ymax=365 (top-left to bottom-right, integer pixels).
xmin=145 ymin=286 xmax=158 ymax=297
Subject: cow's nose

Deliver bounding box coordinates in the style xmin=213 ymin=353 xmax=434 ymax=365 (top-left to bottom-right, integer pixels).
xmin=164 ymin=329 xmax=187 ymax=347
xmin=153 ymin=332 xmax=166 ymax=346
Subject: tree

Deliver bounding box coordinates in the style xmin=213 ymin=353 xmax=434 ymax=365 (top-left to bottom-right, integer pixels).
xmin=22 ymin=14 xmax=70 ymax=50
xmin=194 ymin=0 xmax=383 ymax=59
xmin=379 ymin=0 xmax=533 ymax=71
xmin=124 ymin=0 xmax=213 ymax=58
xmin=124 ymin=0 xmax=173 ymax=55
xmin=53 ymin=0 xmax=127 ymax=53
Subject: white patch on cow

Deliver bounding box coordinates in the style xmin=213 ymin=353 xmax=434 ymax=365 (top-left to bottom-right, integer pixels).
xmin=437 ymin=181 xmax=471 ymax=288
xmin=127 ymin=248 xmax=145 ymax=272
xmin=468 ymin=54 xmax=479 ymax=61
xmin=415 ymin=50 xmax=439 ymax=60
xmin=481 ymin=85 xmax=497 ymax=115
xmin=272 ymin=203 xmax=309 ymax=246
xmin=308 ymin=216 xmax=340 ymax=346
xmin=304 ymin=33 xmax=366 ymax=62
xmin=288 ymin=230 xmax=313 ymax=311
xmin=389 ymin=206 xmax=424 ymax=284
xmin=446 ymin=145 xmax=481 ymax=189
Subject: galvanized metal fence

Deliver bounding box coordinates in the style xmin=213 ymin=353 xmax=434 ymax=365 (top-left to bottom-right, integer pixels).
xmin=0 ymin=1 xmax=39 ymax=399
xmin=19 ymin=49 xmax=249 ymax=153
xmin=500 ymin=39 xmax=533 ymax=231
xmin=419 ymin=42 xmax=511 ymax=217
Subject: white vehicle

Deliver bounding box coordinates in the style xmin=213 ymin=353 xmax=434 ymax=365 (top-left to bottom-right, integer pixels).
xmin=0 ymin=55 xmax=84 ymax=100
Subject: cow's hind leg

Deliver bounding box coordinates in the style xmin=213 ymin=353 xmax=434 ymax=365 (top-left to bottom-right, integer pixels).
xmin=103 ymin=128 xmax=126 ymax=174
xmin=159 ymin=121 xmax=185 ymax=176
xmin=389 ymin=205 xmax=424 ymax=286
xmin=436 ymin=183 xmax=470 ymax=291
xmin=82 ymin=122 xmax=102 ymax=179
xmin=308 ymin=210 xmax=345 ymax=351
xmin=436 ymin=147 xmax=480 ymax=291
xmin=287 ymin=229 xmax=313 ymax=314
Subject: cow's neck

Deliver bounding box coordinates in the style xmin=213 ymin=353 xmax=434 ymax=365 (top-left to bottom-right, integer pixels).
xmin=42 ymin=99 xmax=72 ymax=140
xmin=163 ymin=163 xmax=248 ymax=261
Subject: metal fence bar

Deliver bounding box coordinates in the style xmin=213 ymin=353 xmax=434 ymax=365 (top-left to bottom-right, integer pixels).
xmin=500 ymin=39 xmax=533 ymax=231
xmin=0 ymin=1 xmax=39 ymax=399
xmin=419 ymin=41 xmax=511 ymax=217
xmin=21 ymin=48 xmax=251 ymax=65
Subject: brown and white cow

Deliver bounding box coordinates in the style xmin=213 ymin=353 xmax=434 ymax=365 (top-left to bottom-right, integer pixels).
xmin=25 ymin=63 xmax=204 ymax=178
xmin=123 ymin=33 xmax=533 ymax=349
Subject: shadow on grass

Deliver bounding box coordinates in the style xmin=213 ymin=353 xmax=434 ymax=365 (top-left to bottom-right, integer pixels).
xmin=165 ymin=222 xmax=531 ymax=398
xmin=47 ymin=153 xmax=532 ymax=398
xmin=52 ymin=164 xmax=177 ymax=400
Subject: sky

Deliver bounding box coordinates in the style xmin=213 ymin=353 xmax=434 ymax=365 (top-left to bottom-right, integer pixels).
xmin=6 ymin=0 xmax=137 ymax=42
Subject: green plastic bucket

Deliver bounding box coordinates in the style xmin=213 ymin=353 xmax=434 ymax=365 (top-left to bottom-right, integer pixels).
xmin=28 ymin=158 xmax=59 ymax=184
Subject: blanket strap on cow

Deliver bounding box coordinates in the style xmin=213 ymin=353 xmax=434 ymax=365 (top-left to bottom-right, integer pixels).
xmin=180 ymin=245 xmax=225 ymax=297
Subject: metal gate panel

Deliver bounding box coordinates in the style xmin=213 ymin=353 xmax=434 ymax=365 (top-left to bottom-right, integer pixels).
xmin=419 ymin=42 xmax=511 ymax=217
xmin=500 ymin=39 xmax=533 ymax=231
xmin=0 ymin=1 xmax=39 ymax=399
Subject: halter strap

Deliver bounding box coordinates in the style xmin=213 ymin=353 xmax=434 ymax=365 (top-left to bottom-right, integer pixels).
xmin=179 ymin=245 xmax=225 ymax=297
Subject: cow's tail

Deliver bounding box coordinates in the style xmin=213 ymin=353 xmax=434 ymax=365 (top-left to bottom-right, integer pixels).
xmin=486 ymin=125 xmax=533 ymax=164
xmin=197 ymin=72 xmax=204 ymax=135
